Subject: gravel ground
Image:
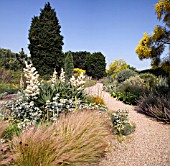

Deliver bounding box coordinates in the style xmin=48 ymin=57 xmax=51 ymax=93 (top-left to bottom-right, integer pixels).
xmin=85 ymin=83 xmax=170 ymax=166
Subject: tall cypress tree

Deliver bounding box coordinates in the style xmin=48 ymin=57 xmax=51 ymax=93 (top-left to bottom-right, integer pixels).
xmin=28 ymin=2 xmax=64 ymax=76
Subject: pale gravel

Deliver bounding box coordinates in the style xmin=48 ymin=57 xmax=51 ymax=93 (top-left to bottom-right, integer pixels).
xmin=85 ymin=83 xmax=170 ymax=166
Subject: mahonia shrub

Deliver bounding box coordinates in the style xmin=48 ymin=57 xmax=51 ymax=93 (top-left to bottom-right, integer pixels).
xmin=11 ymin=111 xmax=109 ymax=166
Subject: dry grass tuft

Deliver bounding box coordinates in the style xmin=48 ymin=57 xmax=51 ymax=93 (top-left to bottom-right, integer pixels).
xmin=0 ymin=120 xmax=9 ymax=138
xmin=11 ymin=111 xmax=110 ymax=166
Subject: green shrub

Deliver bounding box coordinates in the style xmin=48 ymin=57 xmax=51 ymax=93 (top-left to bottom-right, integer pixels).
xmin=154 ymin=76 xmax=169 ymax=94
xmin=64 ymin=52 xmax=74 ymax=80
xmin=111 ymin=91 xmax=139 ymax=105
xmin=1 ymin=124 xmax=21 ymax=140
xmin=139 ymin=73 xmax=157 ymax=89
xmin=0 ymin=83 xmax=19 ymax=94
xmin=137 ymin=92 xmax=170 ymax=123
xmin=11 ymin=111 xmax=109 ymax=166
xmin=116 ymin=69 xmax=137 ymax=83
xmin=139 ymin=67 xmax=169 ymax=77
xmin=103 ymin=80 xmax=119 ymax=93
xmin=84 ymin=79 xmax=97 ymax=88
xmin=86 ymin=95 xmax=105 ymax=105
xmin=116 ymin=76 xmax=148 ymax=104
xmin=110 ymin=110 xmax=135 ymax=142
xmin=0 ymin=68 xmax=12 ymax=83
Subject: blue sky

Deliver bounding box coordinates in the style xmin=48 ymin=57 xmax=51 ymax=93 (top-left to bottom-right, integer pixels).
xmin=0 ymin=0 xmax=160 ymax=70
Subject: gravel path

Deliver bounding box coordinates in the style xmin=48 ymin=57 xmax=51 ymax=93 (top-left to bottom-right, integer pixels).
xmin=85 ymin=83 xmax=170 ymax=166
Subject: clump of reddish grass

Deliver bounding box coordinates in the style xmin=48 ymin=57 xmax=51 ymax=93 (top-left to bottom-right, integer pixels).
xmin=11 ymin=111 xmax=110 ymax=166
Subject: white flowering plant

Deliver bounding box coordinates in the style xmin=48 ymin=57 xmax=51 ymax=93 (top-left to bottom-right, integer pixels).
xmin=2 ymin=62 xmax=107 ymax=129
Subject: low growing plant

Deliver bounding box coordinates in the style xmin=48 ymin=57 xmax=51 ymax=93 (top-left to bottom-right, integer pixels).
xmin=139 ymin=73 xmax=157 ymax=90
xmin=137 ymin=92 xmax=170 ymax=123
xmin=116 ymin=76 xmax=148 ymax=104
xmin=110 ymin=110 xmax=135 ymax=142
xmin=86 ymin=95 xmax=105 ymax=105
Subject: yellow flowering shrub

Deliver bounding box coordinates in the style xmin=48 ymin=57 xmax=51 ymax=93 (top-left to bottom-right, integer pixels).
xmin=107 ymin=59 xmax=128 ymax=78
xmin=74 ymin=68 xmax=86 ymax=78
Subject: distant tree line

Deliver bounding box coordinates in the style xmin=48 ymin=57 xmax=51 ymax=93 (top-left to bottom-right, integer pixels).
xmin=0 ymin=2 xmax=106 ymax=79
xmin=65 ymin=51 xmax=106 ymax=79
xmin=0 ymin=48 xmax=29 ymax=71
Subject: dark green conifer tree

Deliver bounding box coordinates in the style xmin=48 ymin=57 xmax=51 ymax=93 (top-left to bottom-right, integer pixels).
xmin=28 ymin=2 xmax=64 ymax=76
xmin=64 ymin=52 xmax=74 ymax=80
xmin=86 ymin=52 xmax=106 ymax=79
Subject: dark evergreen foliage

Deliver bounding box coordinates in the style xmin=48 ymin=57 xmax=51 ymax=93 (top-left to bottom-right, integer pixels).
xmin=86 ymin=52 xmax=106 ymax=79
xmin=65 ymin=51 xmax=106 ymax=79
xmin=139 ymin=67 xmax=169 ymax=77
xmin=0 ymin=48 xmax=27 ymax=71
xmin=28 ymin=2 xmax=64 ymax=76
xmin=64 ymin=52 xmax=74 ymax=79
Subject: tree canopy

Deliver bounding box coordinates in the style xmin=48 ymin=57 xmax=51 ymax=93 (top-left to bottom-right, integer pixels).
xmin=136 ymin=0 xmax=170 ymax=74
xmin=28 ymin=2 xmax=64 ymax=76
xmin=107 ymin=59 xmax=128 ymax=78
xmin=65 ymin=51 xmax=106 ymax=79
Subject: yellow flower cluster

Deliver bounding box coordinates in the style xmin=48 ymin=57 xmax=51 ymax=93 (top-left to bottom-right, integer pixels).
xmin=155 ymin=0 xmax=170 ymax=20
xmin=164 ymin=0 xmax=170 ymax=12
xmin=152 ymin=26 xmax=165 ymax=41
xmin=135 ymin=33 xmax=152 ymax=59
xmin=107 ymin=59 xmax=128 ymax=78
xmin=155 ymin=0 xmax=164 ymax=19
xmin=74 ymin=68 xmax=86 ymax=78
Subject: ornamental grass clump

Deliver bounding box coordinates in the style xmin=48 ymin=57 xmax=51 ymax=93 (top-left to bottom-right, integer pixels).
xmin=11 ymin=111 xmax=109 ymax=166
